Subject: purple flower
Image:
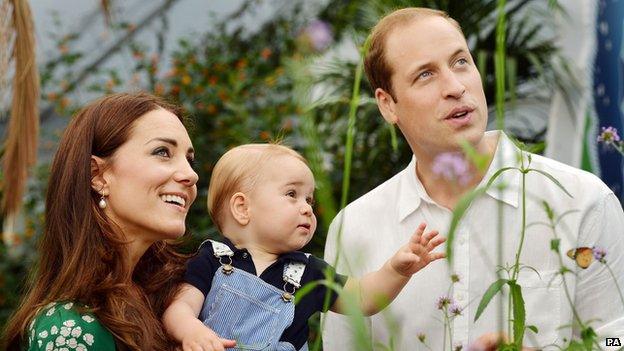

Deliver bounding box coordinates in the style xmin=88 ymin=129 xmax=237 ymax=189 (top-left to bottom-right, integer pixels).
xmin=592 ymin=246 xmax=607 ymax=262
xmin=449 ymin=303 xmax=463 ymax=316
xmin=302 ymin=20 xmax=332 ymax=52
xmin=597 ymin=126 xmax=621 ymax=143
xmin=436 ymin=295 xmax=453 ymax=310
xmin=432 ymin=152 xmax=472 ymax=185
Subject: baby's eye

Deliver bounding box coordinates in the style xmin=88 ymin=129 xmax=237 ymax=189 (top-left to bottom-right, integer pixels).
xmin=306 ymin=197 xmax=315 ymax=206
xmin=286 ymin=190 xmax=296 ymax=198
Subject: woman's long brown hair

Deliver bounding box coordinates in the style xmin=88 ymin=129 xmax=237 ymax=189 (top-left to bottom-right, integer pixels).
xmin=2 ymin=92 xmax=190 ymax=350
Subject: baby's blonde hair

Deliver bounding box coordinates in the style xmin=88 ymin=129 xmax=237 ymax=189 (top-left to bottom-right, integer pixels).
xmin=207 ymin=143 xmax=307 ymax=232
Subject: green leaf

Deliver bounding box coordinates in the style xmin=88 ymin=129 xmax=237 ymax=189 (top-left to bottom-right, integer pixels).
xmin=526 ymin=325 xmax=538 ymax=334
xmin=550 ymin=238 xmax=560 ymax=252
xmin=447 ymin=187 xmax=488 ymax=264
xmin=474 ymin=278 xmax=508 ymax=322
xmin=541 ymin=200 xmax=554 ymax=220
xmin=485 ymin=167 xmax=519 ymax=188
xmin=527 ymin=169 xmax=573 ymax=198
xmin=580 ymin=327 xmax=597 ymax=350
xmin=508 ymin=281 xmax=526 ymax=349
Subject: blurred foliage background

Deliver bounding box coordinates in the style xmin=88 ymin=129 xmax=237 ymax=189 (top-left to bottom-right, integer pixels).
xmin=0 ymin=0 xmax=569 ymax=341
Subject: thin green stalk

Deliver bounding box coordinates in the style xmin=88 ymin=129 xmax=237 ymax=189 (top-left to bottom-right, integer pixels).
xmin=495 ymin=0 xmax=507 ymax=131
xmin=603 ymin=263 xmax=624 ymax=309
xmin=316 ymin=39 xmax=368 ymax=351
xmin=340 ymin=43 xmax=366 ymax=210
xmin=448 ymin=314 xmax=454 ymax=351
xmin=511 ymin=170 xmax=527 ymax=282
xmin=494 ymin=0 xmax=509 ymax=338
xmin=549 ymin=219 xmax=603 ymax=350
xmin=443 ymin=311 xmax=449 ymax=351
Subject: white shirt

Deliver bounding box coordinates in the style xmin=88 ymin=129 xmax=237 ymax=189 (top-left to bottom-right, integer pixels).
xmin=323 ymin=131 xmax=624 ymax=350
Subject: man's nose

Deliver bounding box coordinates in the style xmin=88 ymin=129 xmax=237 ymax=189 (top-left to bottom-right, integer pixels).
xmin=441 ymin=71 xmax=466 ymax=99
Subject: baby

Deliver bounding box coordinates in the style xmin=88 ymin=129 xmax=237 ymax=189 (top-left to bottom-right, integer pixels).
xmin=163 ymin=144 xmax=446 ymax=351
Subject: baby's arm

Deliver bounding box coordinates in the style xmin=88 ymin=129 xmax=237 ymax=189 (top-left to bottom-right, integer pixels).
xmin=163 ymin=283 xmax=237 ymax=351
xmin=331 ymin=223 xmax=445 ymax=316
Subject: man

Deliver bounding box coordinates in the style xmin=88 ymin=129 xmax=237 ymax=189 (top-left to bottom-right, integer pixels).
xmin=323 ymin=7 xmax=624 ymax=351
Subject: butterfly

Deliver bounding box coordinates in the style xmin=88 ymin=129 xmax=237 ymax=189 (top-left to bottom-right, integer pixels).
xmin=566 ymin=247 xmax=594 ymax=269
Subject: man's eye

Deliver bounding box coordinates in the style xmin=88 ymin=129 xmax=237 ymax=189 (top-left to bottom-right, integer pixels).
xmin=419 ymin=71 xmax=432 ymax=79
xmin=456 ymin=58 xmax=468 ymax=66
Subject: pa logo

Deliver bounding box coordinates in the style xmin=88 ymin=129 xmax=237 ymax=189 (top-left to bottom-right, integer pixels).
xmin=606 ymin=337 xmax=621 ymax=347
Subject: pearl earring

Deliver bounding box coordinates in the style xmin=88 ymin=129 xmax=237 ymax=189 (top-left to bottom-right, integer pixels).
xmin=98 ymin=195 xmax=107 ymax=209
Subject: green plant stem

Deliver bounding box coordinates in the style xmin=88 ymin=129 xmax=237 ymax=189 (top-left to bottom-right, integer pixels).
xmin=549 ymin=222 xmax=603 ymax=351
xmin=603 ymin=262 xmax=624 ymax=309
xmin=443 ymin=310 xmax=449 ymax=351
xmin=495 ymin=0 xmax=507 ymax=131
xmin=340 ymin=45 xmax=365 ymax=210
xmin=507 ymin=166 xmax=527 ymax=342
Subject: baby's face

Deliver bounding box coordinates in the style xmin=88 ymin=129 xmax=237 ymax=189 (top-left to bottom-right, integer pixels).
xmin=246 ymin=154 xmax=317 ymax=253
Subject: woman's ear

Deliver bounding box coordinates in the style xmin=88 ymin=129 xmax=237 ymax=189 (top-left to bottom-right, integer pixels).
xmin=229 ymin=192 xmax=250 ymax=226
xmin=90 ymin=156 xmax=108 ymax=195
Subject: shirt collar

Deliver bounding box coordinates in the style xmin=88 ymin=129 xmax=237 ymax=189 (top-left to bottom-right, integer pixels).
xmin=397 ymin=156 xmax=426 ymax=222
xmin=480 ymin=130 xmax=521 ymax=208
xmin=397 ymin=130 xmax=520 ymax=222
xmin=220 ymin=236 xmax=309 ymax=263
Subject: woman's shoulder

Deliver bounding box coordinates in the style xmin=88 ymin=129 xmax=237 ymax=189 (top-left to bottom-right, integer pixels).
xmin=26 ymin=301 xmax=116 ymax=350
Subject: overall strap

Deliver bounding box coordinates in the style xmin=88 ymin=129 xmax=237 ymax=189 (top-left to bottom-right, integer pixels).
xmin=280 ymin=254 xmax=310 ymax=303
xmin=208 ymin=240 xmax=235 ymax=275
xmin=208 ymin=240 xmax=234 ymax=257
xmin=283 ymin=257 xmax=308 ymax=288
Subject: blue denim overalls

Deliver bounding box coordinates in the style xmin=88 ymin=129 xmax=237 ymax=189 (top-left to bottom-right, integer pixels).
xmin=199 ymin=240 xmax=309 ymax=351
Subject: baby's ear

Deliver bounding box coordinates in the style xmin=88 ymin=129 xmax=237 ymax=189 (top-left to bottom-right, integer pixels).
xmin=229 ymin=192 xmax=250 ymax=226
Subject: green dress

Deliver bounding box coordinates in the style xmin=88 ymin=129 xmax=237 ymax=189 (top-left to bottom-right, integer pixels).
xmin=26 ymin=302 xmax=116 ymax=350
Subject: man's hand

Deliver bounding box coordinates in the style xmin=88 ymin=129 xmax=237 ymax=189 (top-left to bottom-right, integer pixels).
xmin=390 ymin=222 xmax=446 ymax=277
xmin=180 ymin=321 xmax=236 ymax=351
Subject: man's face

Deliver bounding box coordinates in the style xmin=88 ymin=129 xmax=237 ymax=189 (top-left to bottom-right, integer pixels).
xmin=377 ymin=16 xmax=488 ymax=157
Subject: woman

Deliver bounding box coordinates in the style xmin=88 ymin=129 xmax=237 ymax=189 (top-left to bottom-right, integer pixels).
xmin=2 ymin=92 xmax=199 ymax=350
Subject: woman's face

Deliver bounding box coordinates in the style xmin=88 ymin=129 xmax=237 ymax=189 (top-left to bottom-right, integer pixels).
xmin=101 ymin=108 xmax=198 ymax=244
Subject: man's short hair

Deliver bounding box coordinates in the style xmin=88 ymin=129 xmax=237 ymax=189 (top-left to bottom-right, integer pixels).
xmin=364 ymin=7 xmax=464 ymax=101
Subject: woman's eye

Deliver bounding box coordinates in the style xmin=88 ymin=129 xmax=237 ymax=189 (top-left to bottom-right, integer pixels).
xmin=153 ymin=147 xmax=170 ymax=157
xmin=187 ymin=157 xmax=197 ymax=169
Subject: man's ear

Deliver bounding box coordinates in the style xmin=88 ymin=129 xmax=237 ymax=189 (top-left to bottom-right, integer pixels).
xmin=375 ymin=88 xmax=399 ymax=124
xmin=229 ymin=192 xmax=250 ymax=226
xmin=90 ymin=156 xmax=108 ymax=195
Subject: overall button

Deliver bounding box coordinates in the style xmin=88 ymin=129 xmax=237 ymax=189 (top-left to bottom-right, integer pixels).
xmin=242 ymin=252 xmax=248 ymax=259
